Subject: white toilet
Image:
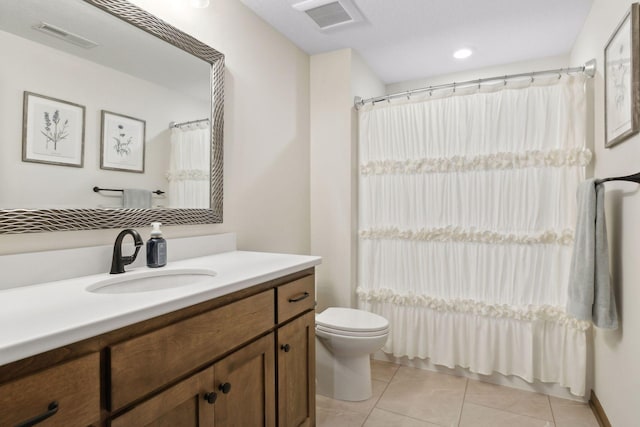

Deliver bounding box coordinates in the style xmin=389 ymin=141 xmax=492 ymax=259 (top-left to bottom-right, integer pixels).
xmin=315 ymin=307 xmax=389 ymax=401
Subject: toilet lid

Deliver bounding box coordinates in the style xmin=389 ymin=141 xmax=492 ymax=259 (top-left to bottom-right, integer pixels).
xmin=316 ymin=307 xmax=389 ymax=333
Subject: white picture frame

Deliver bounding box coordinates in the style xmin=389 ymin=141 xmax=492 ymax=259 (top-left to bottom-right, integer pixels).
xmin=100 ymin=110 xmax=146 ymax=173
xmin=605 ymin=3 xmax=640 ymax=148
xmin=22 ymin=92 xmax=85 ymax=167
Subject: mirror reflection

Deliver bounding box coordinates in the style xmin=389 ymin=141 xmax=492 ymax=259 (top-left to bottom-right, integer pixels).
xmin=0 ymin=0 xmax=212 ymax=209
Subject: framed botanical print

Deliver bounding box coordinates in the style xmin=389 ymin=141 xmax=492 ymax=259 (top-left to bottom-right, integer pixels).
xmin=22 ymin=92 xmax=85 ymax=167
xmin=605 ymin=3 xmax=640 ymax=148
xmin=100 ymin=110 xmax=146 ymax=173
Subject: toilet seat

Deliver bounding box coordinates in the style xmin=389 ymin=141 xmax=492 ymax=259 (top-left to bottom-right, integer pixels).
xmin=315 ymin=307 xmax=389 ymax=334
xmin=316 ymin=324 xmax=389 ymax=337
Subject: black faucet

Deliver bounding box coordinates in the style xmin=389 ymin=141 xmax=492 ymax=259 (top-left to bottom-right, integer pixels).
xmin=110 ymin=229 xmax=144 ymax=274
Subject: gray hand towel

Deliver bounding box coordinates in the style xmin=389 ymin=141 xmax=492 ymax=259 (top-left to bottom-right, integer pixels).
xmin=123 ymin=189 xmax=152 ymax=209
xmin=567 ymin=178 xmax=618 ymax=329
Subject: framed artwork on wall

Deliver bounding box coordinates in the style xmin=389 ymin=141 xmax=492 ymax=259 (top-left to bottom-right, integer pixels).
xmin=605 ymin=3 xmax=640 ymax=148
xmin=22 ymin=91 xmax=85 ymax=167
xmin=100 ymin=110 xmax=146 ymax=173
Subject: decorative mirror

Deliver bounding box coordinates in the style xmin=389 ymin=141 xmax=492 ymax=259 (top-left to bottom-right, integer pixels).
xmin=0 ymin=0 xmax=224 ymax=233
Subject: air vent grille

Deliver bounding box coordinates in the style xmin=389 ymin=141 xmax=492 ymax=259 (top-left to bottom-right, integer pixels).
xmin=33 ymin=22 xmax=99 ymax=49
xmin=304 ymin=1 xmax=353 ymax=29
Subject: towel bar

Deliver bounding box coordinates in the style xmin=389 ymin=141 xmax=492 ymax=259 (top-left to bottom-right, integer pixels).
xmin=595 ymin=172 xmax=640 ymax=185
xmin=93 ymin=186 xmax=165 ymax=195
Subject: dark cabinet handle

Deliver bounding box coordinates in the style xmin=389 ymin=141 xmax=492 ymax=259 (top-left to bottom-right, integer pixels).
xmin=15 ymin=401 xmax=59 ymax=427
xmin=281 ymin=343 xmax=291 ymax=352
xmin=203 ymin=392 xmax=217 ymax=404
xmin=219 ymin=382 xmax=231 ymax=394
xmin=288 ymin=292 xmax=310 ymax=303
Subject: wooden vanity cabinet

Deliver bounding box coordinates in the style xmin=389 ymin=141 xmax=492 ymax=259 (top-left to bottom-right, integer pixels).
xmin=0 ymin=269 xmax=316 ymax=427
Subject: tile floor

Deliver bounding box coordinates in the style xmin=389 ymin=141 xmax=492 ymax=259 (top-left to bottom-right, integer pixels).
xmin=316 ymin=360 xmax=600 ymax=427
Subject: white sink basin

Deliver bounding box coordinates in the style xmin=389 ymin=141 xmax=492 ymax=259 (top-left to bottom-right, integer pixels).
xmin=87 ymin=268 xmax=217 ymax=294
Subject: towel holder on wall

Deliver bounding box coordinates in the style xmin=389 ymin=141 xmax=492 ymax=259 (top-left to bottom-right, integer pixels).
xmin=93 ymin=186 xmax=165 ymax=195
xmin=595 ymin=172 xmax=640 ymax=185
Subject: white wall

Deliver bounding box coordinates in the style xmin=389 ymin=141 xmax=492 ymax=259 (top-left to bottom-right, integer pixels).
xmin=571 ymin=1 xmax=640 ymax=425
xmin=310 ymin=49 xmax=384 ymax=311
xmin=0 ymin=0 xmax=310 ymax=256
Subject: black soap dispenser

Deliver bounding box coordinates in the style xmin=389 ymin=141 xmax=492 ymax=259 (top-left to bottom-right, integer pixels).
xmin=146 ymin=222 xmax=167 ymax=268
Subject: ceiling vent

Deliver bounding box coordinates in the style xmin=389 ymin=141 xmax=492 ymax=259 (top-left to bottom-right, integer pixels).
xmin=292 ymin=0 xmax=363 ymax=30
xmin=32 ymin=22 xmax=99 ymax=49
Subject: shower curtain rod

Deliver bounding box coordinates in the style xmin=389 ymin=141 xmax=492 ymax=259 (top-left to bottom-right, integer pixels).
xmin=354 ymin=58 xmax=596 ymax=108
xmin=168 ymin=118 xmax=210 ymax=129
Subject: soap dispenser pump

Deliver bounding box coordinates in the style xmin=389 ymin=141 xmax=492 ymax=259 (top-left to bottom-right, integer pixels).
xmin=146 ymin=222 xmax=167 ymax=268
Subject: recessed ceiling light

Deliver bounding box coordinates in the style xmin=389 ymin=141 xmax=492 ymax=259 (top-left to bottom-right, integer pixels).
xmin=453 ymin=48 xmax=473 ymax=59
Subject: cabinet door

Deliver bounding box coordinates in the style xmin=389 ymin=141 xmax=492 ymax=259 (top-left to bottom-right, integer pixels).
xmin=110 ymin=368 xmax=215 ymax=427
xmin=277 ymin=311 xmax=315 ymax=427
xmin=213 ymin=333 xmax=276 ymax=427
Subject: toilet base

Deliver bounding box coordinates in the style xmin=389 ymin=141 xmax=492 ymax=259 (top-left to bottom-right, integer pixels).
xmin=316 ymin=337 xmax=373 ymax=401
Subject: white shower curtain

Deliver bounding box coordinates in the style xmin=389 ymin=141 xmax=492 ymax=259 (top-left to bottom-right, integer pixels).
xmin=357 ymin=75 xmax=592 ymax=395
xmin=166 ymin=124 xmax=211 ymax=208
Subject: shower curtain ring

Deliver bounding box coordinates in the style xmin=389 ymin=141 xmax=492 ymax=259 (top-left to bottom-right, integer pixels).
xmin=477 ymin=78 xmax=482 ymax=90
xmin=503 ymin=75 xmax=508 ymax=86
xmin=530 ymin=73 xmax=534 ymax=84
xmin=453 ymin=82 xmax=456 ymax=93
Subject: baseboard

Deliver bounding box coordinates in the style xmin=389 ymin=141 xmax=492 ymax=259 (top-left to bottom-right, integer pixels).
xmin=589 ymin=390 xmax=612 ymax=427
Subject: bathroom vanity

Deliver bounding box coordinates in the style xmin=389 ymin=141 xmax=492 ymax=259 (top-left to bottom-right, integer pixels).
xmin=0 ymin=236 xmax=320 ymax=427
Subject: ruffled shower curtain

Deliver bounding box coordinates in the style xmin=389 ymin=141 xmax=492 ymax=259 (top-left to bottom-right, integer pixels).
xmin=357 ymin=75 xmax=592 ymax=396
xmin=166 ymin=124 xmax=211 ymax=208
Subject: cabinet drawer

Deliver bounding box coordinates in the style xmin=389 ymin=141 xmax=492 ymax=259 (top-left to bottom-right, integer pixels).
xmin=277 ymin=275 xmax=314 ymax=324
xmin=109 ymin=289 xmax=275 ymax=411
xmin=0 ymin=353 xmax=100 ymax=427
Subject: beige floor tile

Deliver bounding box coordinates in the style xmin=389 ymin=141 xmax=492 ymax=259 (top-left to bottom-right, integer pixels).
xmin=316 ymin=406 xmax=368 ymax=427
xmin=460 ymin=402 xmax=555 ymax=427
xmin=465 ymin=379 xmax=553 ymax=421
xmin=376 ymin=366 xmax=467 ymax=427
xmin=363 ymin=408 xmax=439 ymax=426
xmin=371 ymin=359 xmax=400 ymax=382
xmin=549 ymin=397 xmax=600 ymax=427
xmin=316 ymin=379 xmax=388 ymax=416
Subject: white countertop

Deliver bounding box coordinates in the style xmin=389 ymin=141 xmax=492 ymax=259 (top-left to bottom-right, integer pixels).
xmin=0 ymin=250 xmax=321 ymax=366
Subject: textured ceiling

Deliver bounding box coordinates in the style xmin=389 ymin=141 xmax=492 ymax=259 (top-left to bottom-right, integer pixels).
xmin=240 ymin=0 xmax=594 ymax=84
